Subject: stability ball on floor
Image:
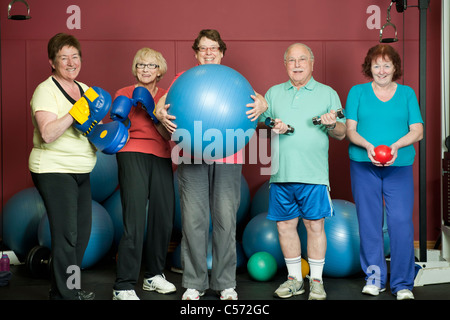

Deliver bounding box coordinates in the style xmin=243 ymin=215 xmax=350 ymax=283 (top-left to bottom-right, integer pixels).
xmin=242 ymin=212 xmax=284 ymax=268
xmin=2 ymin=187 xmax=46 ymax=258
xmin=166 ymin=64 xmax=256 ymax=160
xmin=247 ymin=251 xmax=278 ymax=282
xmin=301 ymin=258 xmax=310 ymax=279
xmin=90 ymin=151 xmax=119 ymax=203
xmin=102 ymin=189 xmax=123 ymax=247
xmin=298 ymin=199 xmax=361 ymax=278
xmin=38 ymin=200 xmax=114 ymax=269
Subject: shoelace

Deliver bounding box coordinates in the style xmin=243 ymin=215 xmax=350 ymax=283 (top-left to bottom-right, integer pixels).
xmin=147 ymin=275 xmax=169 ymax=289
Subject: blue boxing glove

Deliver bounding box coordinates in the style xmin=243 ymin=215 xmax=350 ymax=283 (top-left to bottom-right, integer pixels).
xmin=69 ymin=87 xmax=112 ymax=136
xmin=110 ymin=95 xmax=132 ymax=129
xmin=132 ymin=86 xmax=158 ymax=123
xmin=87 ymin=121 xmax=129 ymax=154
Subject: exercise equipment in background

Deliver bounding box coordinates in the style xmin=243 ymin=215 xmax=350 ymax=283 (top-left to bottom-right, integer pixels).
xmin=37 ymin=201 xmax=114 ymax=270
xmin=2 ymin=187 xmax=46 ymax=258
xmin=242 ymin=212 xmax=285 ymax=269
xmin=7 ymin=0 xmax=31 ymax=20
xmin=247 ymin=251 xmax=278 ymax=282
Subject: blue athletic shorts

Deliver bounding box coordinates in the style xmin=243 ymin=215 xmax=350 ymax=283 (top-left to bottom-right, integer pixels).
xmin=267 ymin=183 xmax=334 ymax=221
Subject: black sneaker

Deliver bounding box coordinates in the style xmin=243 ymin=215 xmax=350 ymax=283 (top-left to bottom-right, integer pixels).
xmin=77 ymin=290 xmax=95 ymax=300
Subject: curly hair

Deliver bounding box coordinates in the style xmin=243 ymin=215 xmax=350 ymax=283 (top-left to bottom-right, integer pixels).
xmin=361 ymin=44 xmax=403 ymax=81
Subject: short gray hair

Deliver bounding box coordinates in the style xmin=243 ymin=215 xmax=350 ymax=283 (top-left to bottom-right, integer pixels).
xmin=284 ymin=43 xmax=314 ymax=61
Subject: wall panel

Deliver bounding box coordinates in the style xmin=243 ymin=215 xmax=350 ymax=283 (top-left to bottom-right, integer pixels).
xmin=0 ymin=0 xmax=443 ymax=242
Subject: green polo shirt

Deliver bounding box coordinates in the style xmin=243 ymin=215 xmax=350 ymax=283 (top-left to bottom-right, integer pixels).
xmin=260 ymin=77 xmax=343 ymax=187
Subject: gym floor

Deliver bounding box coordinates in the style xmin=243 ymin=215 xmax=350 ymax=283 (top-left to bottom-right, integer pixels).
xmin=0 ymin=251 xmax=449 ymax=317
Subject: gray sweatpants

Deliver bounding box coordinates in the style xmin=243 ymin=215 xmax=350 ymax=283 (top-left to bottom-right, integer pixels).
xmin=178 ymin=162 xmax=242 ymax=291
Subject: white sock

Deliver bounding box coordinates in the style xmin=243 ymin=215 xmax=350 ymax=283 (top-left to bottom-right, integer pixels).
xmin=285 ymin=256 xmax=303 ymax=281
xmin=308 ymin=258 xmax=325 ymax=281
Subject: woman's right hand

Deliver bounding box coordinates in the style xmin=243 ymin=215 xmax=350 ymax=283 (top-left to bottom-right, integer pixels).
xmin=157 ymin=103 xmax=177 ymax=133
xmin=155 ymin=93 xmax=177 ymax=133
xmin=366 ymin=144 xmax=385 ymax=167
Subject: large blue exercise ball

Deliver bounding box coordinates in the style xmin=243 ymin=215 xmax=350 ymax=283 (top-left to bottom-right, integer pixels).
xmin=38 ymin=200 xmax=114 ymax=269
xmin=2 ymin=187 xmax=46 ymax=258
xmin=166 ymin=64 xmax=256 ymax=160
xmin=298 ymin=199 xmax=361 ymax=278
xmin=102 ymin=189 xmax=123 ymax=247
xmin=242 ymin=212 xmax=285 ymax=268
xmin=90 ymin=151 xmax=119 ymax=203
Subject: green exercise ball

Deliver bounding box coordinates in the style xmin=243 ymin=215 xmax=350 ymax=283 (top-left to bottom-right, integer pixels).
xmin=247 ymin=252 xmax=277 ymax=282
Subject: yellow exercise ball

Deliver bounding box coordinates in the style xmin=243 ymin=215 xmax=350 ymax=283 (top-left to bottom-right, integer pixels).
xmin=302 ymin=258 xmax=310 ymax=279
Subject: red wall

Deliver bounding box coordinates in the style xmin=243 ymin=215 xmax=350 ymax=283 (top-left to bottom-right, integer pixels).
xmin=0 ymin=0 xmax=443 ymax=242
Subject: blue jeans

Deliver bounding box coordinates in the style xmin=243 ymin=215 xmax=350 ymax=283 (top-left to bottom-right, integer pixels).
xmin=350 ymin=160 xmax=415 ymax=294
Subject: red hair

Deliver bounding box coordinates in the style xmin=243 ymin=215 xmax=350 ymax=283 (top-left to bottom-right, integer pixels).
xmin=361 ymin=44 xmax=403 ymax=81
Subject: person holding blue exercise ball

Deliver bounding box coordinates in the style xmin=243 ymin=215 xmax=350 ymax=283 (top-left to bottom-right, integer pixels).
xmin=155 ymin=29 xmax=267 ymax=300
xmin=112 ymin=48 xmax=176 ymax=300
xmin=259 ymin=43 xmax=346 ymax=300
xmin=345 ymin=44 xmax=423 ymax=300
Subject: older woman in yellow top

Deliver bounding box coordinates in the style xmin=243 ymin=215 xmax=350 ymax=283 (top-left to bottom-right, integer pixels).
xmin=29 ymin=33 xmax=97 ymax=300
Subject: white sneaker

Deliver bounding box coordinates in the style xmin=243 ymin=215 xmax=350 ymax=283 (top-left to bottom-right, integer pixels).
xmin=308 ymin=278 xmax=327 ymax=300
xmin=274 ymin=276 xmax=305 ymax=299
xmin=396 ymin=289 xmax=414 ymax=300
xmin=220 ymin=288 xmax=238 ymax=300
xmin=112 ymin=289 xmax=140 ymax=300
xmin=362 ymin=285 xmax=386 ymax=296
xmin=182 ymin=288 xmax=205 ymax=300
xmin=143 ymin=274 xmax=176 ymax=294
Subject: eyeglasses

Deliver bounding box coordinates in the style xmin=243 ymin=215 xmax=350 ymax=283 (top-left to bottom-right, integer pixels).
xmin=198 ymin=46 xmax=220 ymax=53
xmin=136 ymin=63 xmax=159 ymax=70
xmin=286 ymin=56 xmax=310 ymax=64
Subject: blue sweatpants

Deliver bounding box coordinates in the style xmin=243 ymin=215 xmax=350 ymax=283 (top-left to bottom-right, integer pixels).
xmin=350 ymin=160 xmax=415 ymax=294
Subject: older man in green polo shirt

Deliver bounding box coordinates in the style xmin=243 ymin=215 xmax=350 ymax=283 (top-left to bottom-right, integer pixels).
xmin=259 ymin=43 xmax=346 ymax=300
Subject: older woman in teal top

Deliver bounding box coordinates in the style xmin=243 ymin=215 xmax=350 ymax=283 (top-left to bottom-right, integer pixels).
xmin=345 ymin=44 xmax=423 ymax=300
